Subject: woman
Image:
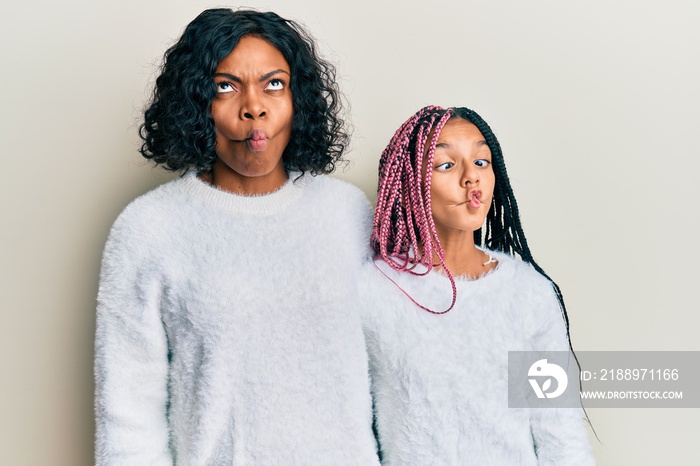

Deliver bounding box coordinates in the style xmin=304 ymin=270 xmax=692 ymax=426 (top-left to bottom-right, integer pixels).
xmin=361 ymin=105 xmax=595 ymax=464
xmin=95 ymin=9 xmax=379 ymax=465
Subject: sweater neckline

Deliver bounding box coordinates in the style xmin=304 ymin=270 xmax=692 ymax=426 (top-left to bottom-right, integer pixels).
xmin=375 ymin=249 xmax=514 ymax=289
xmin=450 ymin=249 xmax=514 ymax=286
xmin=450 ymin=248 xmax=506 ymax=283
xmin=177 ymin=170 xmax=305 ymax=216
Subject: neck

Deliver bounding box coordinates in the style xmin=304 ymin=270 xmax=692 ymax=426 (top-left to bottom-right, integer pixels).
xmin=433 ymin=229 xmax=495 ymax=279
xmin=202 ymin=160 xmax=288 ymax=195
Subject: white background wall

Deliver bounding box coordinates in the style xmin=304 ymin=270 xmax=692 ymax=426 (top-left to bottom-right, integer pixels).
xmin=1 ymin=0 xmax=698 ymax=464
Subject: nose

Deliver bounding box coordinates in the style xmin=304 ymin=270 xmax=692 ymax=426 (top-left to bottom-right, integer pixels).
xmin=462 ymin=163 xmax=479 ymax=186
xmin=239 ymin=89 xmax=267 ymax=120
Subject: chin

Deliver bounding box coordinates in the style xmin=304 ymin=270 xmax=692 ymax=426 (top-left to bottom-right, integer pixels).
xmin=231 ymin=157 xmax=281 ymax=178
xmin=238 ymin=166 xmax=274 ymax=177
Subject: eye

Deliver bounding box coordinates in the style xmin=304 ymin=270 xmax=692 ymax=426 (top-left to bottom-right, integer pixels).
xmin=474 ymin=159 xmax=491 ymax=168
xmin=435 ymin=161 xmax=454 ymax=172
xmin=265 ymin=79 xmax=285 ymax=91
xmin=216 ymin=82 xmax=235 ymax=94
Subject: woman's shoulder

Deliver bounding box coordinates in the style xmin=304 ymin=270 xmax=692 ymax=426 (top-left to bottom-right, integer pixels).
xmin=107 ymin=176 xmax=192 ymax=246
xmin=304 ymin=174 xmax=369 ymax=204
xmin=302 ymin=174 xmax=372 ymax=227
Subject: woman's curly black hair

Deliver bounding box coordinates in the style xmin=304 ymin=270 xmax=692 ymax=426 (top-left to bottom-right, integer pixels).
xmin=139 ymin=8 xmax=348 ymax=175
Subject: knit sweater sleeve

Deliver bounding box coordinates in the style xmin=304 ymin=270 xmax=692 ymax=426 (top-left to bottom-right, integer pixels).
xmin=528 ymin=280 xmax=595 ymax=466
xmin=94 ymin=204 xmax=173 ymax=465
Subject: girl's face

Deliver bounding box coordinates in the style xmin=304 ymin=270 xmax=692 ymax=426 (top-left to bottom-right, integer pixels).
xmin=429 ymin=118 xmax=495 ymax=240
xmin=210 ymin=35 xmax=293 ymax=193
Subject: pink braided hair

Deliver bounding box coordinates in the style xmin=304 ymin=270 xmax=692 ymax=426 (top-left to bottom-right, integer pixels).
xmin=371 ymin=105 xmax=457 ymax=314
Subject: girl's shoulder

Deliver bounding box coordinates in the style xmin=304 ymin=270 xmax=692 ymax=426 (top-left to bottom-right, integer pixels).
xmin=486 ymin=251 xmax=564 ymax=328
xmin=485 ymin=250 xmax=554 ymax=292
xmin=358 ymin=258 xmax=451 ymax=322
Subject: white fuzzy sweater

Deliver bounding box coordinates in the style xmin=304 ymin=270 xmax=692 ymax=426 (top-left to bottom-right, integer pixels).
xmin=95 ymin=172 xmax=380 ymax=465
xmin=360 ymin=251 xmax=595 ymax=465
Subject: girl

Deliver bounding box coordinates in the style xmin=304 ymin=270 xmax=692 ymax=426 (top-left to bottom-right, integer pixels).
xmin=361 ymin=106 xmax=595 ymax=464
xmin=95 ymin=9 xmax=379 ymax=465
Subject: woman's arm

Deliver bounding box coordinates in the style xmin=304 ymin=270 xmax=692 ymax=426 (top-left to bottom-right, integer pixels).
xmin=94 ymin=211 xmax=172 ymax=465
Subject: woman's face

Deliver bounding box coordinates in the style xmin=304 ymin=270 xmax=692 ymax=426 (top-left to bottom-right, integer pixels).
xmin=429 ymin=118 xmax=495 ymax=240
xmin=210 ymin=35 xmax=293 ymax=194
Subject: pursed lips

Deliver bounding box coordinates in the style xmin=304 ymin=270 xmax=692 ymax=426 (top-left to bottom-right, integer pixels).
xmin=452 ymin=189 xmax=483 ymax=208
xmin=232 ymin=129 xmax=268 ymax=151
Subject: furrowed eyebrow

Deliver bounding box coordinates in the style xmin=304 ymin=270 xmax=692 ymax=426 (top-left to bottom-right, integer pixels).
xmin=213 ymin=69 xmax=289 ymax=83
xmin=259 ymin=69 xmax=290 ymax=82
xmin=213 ymin=73 xmax=242 ymax=83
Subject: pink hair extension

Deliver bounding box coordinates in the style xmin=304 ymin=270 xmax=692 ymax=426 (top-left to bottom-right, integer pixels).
xmin=371 ymin=105 xmax=457 ymax=314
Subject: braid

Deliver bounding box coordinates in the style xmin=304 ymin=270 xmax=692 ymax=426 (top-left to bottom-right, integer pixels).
xmin=372 ymin=106 xmax=457 ymax=314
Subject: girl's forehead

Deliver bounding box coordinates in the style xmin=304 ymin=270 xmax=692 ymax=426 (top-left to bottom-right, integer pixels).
xmin=437 ymin=118 xmax=483 ymax=142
